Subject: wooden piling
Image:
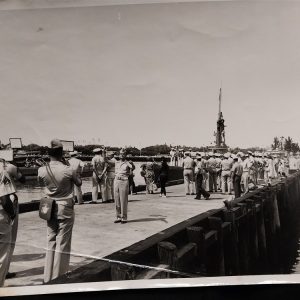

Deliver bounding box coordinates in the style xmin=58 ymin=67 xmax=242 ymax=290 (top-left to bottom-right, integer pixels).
xmin=208 ymin=217 xmax=225 ymax=276
xmin=222 ymin=207 xmax=241 ymax=275
xmin=245 ymin=199 xmax=259 ymax=274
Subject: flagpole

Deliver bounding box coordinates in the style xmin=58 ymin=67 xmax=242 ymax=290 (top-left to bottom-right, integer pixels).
xmin=218 ymin=87 xmax=222 ymax=117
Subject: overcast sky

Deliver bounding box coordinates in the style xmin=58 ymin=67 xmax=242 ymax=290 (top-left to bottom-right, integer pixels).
xmin=0 ymin=0 xmax=299 ymax=148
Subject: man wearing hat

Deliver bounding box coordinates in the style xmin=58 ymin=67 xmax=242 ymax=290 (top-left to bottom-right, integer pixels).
xmin=215 ymin=153 xmax=222 ymax=191
xmin=207 ymin=152 xmax=218 ymax=193
xmin=241 ymin=153 xmax=252 ymax=193
xmin=248 ymin=152 xmax=258 ymax=186
xmin=106 ymin=152 xmax=117 ymax=201
xmin=38 ymin=139 xmax=82 ymax=283
xmin=170 ymin=148 xmax=176 ymax=166
xmin=91 ymin=148 xmax=108 ymax=202
xmin=114 ymin=148 xmax=133 ymax=223
xmin=231 ymin=155 xmax=243 ymax=198
xmin=182 ymin=151 xmax=196 ymax=195
xmin=221 ymin=153 xmax=233 ymax=194
xmin=68 ymin=151 xmax=85 ymax=205
xmin=178 ymin=149 xmax=184 ymax=167
xmin=194 ymin=154 xmax=210 ymax=200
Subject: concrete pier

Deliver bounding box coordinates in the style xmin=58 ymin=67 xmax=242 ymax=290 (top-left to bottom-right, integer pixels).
xmin=5 ymin=172 xmax=300 ymax=287
xmin=5 ymin=184 xmax=227 ymax=287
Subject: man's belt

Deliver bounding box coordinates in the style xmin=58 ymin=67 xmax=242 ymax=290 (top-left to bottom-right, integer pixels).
xmin=115 ymin=176 xmax=129 ymax=181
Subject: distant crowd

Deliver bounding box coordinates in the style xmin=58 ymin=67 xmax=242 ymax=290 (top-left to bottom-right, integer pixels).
xmin=179 ymin=149 xmax=299 ymax=200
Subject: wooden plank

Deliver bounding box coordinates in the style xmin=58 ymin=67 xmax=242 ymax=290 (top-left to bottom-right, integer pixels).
xmin=135 ymin=264 xmax=169 ymax=280
xmin=176 ymin=243 xmax=197 ymax=271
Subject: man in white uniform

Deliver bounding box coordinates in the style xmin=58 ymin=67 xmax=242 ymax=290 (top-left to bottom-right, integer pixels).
xmin=38 ymin=139 xmax=82 ymax=283
xmin=107 ymin=152 xmax=117 ymax=201
xmin=114 ymin=149 xmax=133 ymax=224
xmin=68 ymin=151 xmax=85 ymax=205
xmin=91 ymin=148 xmax=108 ymax=202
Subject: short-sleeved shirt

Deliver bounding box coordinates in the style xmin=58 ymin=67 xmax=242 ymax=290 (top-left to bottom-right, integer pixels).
xmin=107 ymin=158 xmax=117 ymax=173
xmin=38 ymin=161 xmax=77 ymax=200
xmin=195 ymin=160 xmax=206 ymax=174
xmin=68 ymin=157 xmax=84 ymax=174
xmin=183 ymin=157 xmax=195 ymax=169
xmin=206 ymin=158 xmax=218 ymax=170
xmin=289 ymin=157 xmax=298 ymax=170
xmin=221 ymin=159 xmax=233 ymax=171
xmin=242 ymin=158 xmax=253 ymax=172
xmin=91 ymin=155 xmax=107 ymax=173
xmin=0 ymin=162 xmax=18 ymax=197
xmin=115 ymin=160 xmax=133 ymax=179
xmin=231 ymin=162 xmax=243 ymax=176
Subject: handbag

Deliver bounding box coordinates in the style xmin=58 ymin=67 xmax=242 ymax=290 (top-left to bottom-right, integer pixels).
xmin=39 ymin=197 xmax=56 ymax=221
xmin=39 ymin=163 xmax=58 ymax=221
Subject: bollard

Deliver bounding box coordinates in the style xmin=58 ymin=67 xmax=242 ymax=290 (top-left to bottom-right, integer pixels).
xmin=186 ymin=226 xmax=206 ymax=275
xmin=111 ymin=263 xmax=136 ymax=280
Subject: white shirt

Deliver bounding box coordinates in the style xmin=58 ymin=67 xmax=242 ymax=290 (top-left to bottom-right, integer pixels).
xmin=68 ymin=157 xmax=84 ymax=174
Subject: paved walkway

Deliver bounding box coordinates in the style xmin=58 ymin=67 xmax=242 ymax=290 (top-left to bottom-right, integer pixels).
xmin=5 ymin=184 xmax=232 ymax=287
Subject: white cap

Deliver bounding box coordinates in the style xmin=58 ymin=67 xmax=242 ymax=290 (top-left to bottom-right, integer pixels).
xmin=70 ymin=151 xmax=78 ymax=157
xmin=93 ymin=148 xmax=102 ymax=153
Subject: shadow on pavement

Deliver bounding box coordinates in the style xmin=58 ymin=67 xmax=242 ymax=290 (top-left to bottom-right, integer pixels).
xmin=127 ymin=217 xmax=168 ymax=224
xmin=14 ymin=266 xmax=44 ymax=278
xmin=12 ymin=253 xmax=45 ymax=262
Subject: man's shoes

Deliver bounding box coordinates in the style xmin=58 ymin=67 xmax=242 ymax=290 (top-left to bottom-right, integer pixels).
xmin=186 ymin=193 xmax=190 ymax=195
xmin=114 ymin=219 xmax=121 ymax=223
xmin=191 ymin=193 xmax=195 ymax=195
xmin=121 ymin=220 xmax=127 ymax=224
xmin=162 ymin=195 xmax=167 ymax=198
xmin=159 ymin=194 xmax=162 ymax=197
xmin=205 ymin=195 xmax=210 ymax=200
xmin=194 ymin=197 xmax=201 ymax=200
xmin=6 ymin=272 xmax=16 ymax=279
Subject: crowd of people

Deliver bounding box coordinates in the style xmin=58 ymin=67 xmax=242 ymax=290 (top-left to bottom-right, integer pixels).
xmin=181 ymin=150 xmax=300 ymax=200
xmin=1 ymin=140 xmax=300 ymax=287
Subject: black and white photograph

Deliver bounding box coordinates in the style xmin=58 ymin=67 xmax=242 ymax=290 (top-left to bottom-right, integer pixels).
xmin=1 ymin=0 xmax=300 ymax=297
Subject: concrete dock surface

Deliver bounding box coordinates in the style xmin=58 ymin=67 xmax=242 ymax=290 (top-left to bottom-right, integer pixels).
xmin=5 ymin=184 xmax=232 ymax=287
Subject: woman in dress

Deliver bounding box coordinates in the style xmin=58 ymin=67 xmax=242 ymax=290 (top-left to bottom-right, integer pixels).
xmin=145 ymin=157 xmax=155 ymax=194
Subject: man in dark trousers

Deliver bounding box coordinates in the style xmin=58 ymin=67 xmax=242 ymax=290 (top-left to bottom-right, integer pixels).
xmin=231 ymin=155 xmax=244 ymax=199
xmin=194 ymin=154 xmax=210 ymax=200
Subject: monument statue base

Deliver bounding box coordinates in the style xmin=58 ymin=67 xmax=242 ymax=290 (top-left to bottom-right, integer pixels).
xmin=209 ymin=146 xmax=228 ymax=154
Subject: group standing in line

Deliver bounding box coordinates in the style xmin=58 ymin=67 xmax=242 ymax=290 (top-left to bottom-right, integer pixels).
xmin=181 ymin=150 xmax=297 ymax=200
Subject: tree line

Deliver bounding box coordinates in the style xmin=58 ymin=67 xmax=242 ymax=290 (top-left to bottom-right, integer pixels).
xmin=271 ymin=136 xmax=300 ymax=153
